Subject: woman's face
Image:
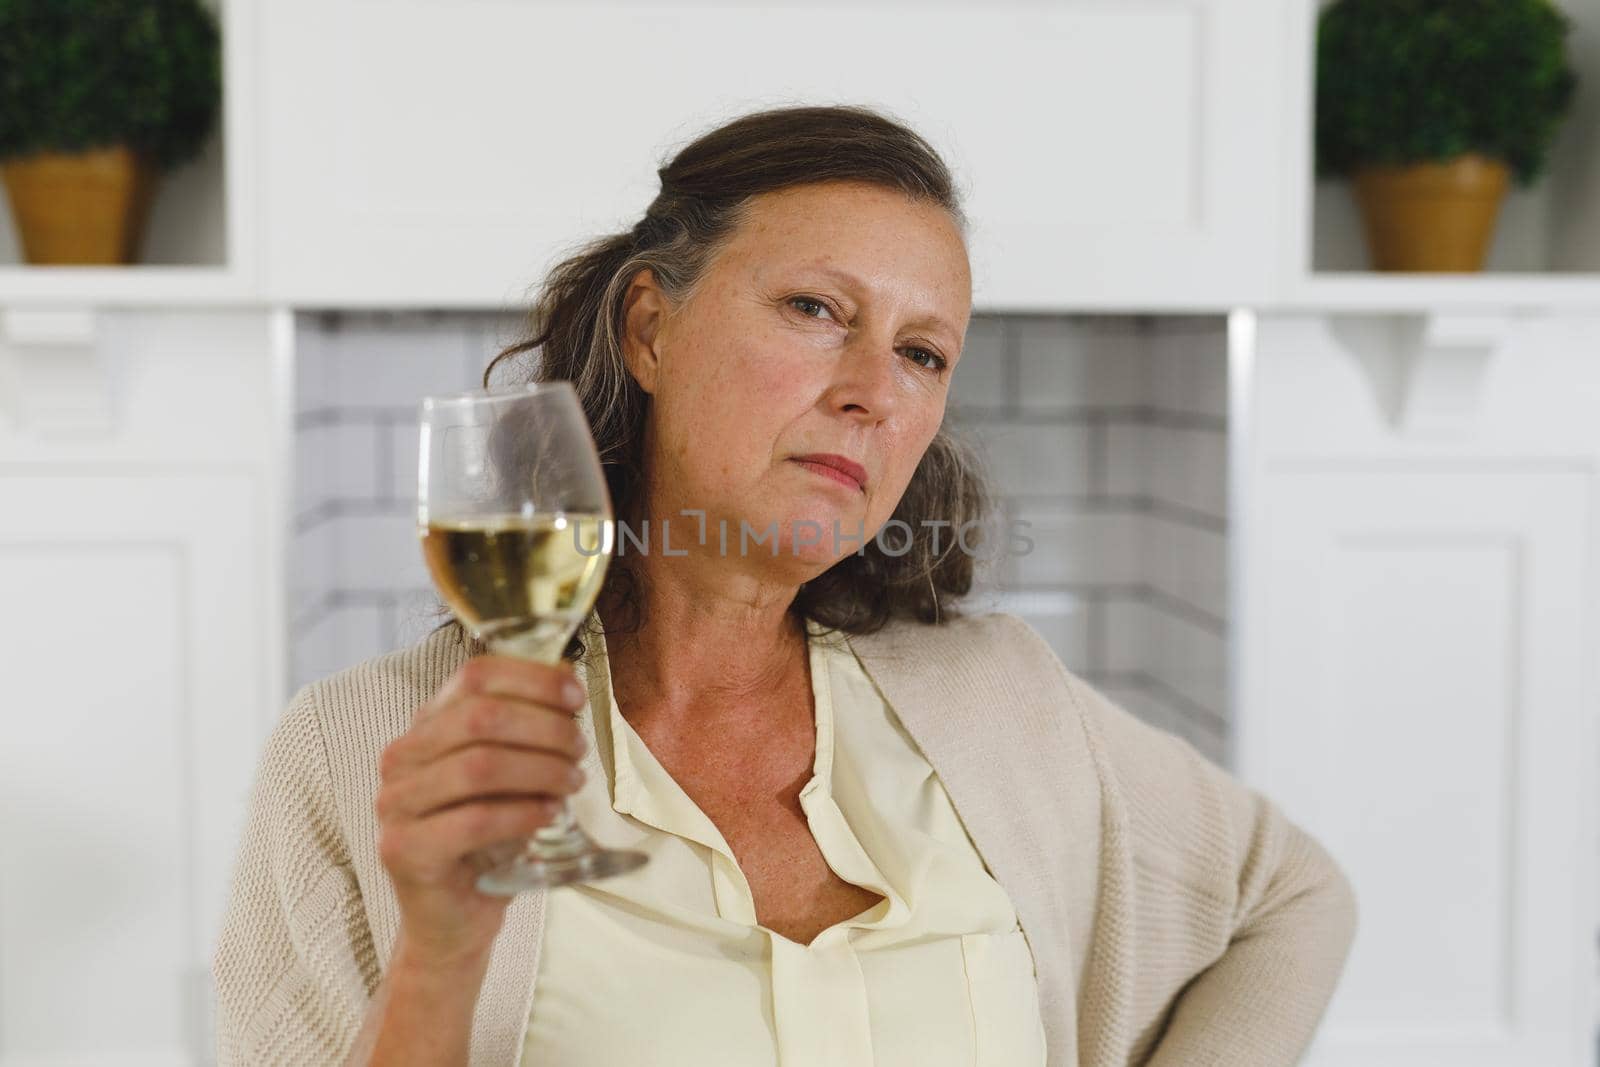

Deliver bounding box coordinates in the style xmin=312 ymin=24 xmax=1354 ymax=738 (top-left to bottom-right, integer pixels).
xmin=622 ymin=179 xmax=972 ymax=578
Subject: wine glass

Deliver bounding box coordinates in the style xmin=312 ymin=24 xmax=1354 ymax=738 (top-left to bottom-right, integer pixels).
xmin=416 ymin=381 xmax=647 ymax=892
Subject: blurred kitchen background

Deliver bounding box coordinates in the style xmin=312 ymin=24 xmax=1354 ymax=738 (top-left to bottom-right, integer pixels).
xmin=0 ymin=1 xmax=1596 ymax=1065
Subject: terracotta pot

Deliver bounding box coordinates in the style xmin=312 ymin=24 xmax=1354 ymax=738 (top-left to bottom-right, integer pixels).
xmin=1350 ymin=153 xmax=1510 ymax=272
xmin=1 ymin=145 xmax=158 ymax=265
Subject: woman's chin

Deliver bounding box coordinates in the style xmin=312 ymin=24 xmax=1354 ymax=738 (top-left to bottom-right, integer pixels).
xmin=774 ymin=512 xmax=865 ymax=558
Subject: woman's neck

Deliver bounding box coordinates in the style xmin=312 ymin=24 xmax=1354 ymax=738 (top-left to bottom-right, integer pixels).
xmin=597 ymin=554 xmax=809 ymax=726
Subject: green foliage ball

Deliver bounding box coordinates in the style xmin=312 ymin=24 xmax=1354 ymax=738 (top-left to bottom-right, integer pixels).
xmin=1315 ymin=0 xmax=1578 ymax=186
xmin=0 ymin=0 xmax=222 ymax=170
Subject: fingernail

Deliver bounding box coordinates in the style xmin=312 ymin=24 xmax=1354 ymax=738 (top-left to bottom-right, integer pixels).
xmin=562 ymin=680 xmax=585 ymax=707
xmin=568 ymin=765 xmax=586 ymax=789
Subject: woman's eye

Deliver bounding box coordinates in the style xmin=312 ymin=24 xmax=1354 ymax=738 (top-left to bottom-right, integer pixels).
xmin=789 ymin=296 xmax=833 ymax=320
xmin=905 ymin=347 xmax=949 ymax=372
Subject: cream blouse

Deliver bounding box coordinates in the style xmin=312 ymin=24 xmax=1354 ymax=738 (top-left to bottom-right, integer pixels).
xmin=519 ymin=617 xmax=1048 ymax=1066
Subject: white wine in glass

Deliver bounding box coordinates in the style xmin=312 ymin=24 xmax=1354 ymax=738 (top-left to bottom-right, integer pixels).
xmin=417 ymin=381 xmax=647 ymax=892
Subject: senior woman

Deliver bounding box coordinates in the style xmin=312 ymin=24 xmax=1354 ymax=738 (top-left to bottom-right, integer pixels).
xmin=213 ymin=105 xmax=1356 ymax=1067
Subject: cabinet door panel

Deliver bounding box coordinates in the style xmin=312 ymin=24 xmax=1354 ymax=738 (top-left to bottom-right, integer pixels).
xmin=1242 ymin=464 xmax=1591 ymax=1067
xmin=0 ymin=472 xmax=266 ymax=1065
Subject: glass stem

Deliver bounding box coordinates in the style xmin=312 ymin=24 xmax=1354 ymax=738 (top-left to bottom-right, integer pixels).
xmin=527 ymin=798 xmax=591 ymax=859
xmin=487 ymin=633 xmax=593 ymax=862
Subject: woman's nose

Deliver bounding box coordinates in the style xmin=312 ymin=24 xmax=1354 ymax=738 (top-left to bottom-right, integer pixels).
xmin=827 ymin=337 xmax=903 ymax=420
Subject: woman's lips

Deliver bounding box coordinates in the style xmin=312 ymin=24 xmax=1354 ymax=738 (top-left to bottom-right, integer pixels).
xmin=790 ymin=454 xmax=867 ymax=493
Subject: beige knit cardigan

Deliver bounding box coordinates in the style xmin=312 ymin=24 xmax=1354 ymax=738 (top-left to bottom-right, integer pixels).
xmin=212 ymin=611 xmax=1357 ymax=1066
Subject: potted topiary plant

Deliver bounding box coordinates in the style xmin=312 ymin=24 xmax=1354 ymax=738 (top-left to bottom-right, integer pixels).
xmin=1315 ymin=0 xmax=1578 ymax=272
xmin=0 ymin=0 xmax=222 ymax=265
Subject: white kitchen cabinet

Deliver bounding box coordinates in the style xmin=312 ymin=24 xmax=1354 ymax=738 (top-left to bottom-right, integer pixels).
xmin=1232 ymin=311 xmax=1600 ymax=1066
xmin=0 ymin=309 xmax=289 ymax=1064
xmin=258 ymin=0 xmax=1286 ymax=310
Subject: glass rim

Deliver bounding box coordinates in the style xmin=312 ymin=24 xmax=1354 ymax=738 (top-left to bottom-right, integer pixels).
xmin=418 ymin=380 xmax=576 ymax=409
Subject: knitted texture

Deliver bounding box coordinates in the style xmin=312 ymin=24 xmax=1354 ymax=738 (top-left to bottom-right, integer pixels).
xmin=212 ymin=612 xmax=1357 ymax=1066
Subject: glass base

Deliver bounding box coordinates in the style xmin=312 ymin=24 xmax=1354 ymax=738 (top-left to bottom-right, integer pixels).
xmin=475 ymin=844 xmax=648 ymax=893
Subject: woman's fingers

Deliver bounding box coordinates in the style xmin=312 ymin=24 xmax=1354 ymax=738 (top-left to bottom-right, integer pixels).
xmin=432 ymin=654 xmax=585 ymax=718
xmin=383 ymin=693 xmax=586 ymax=778
xmin=379 ymin=795 xmax=564 ymax=881
xmin=380 ymin=743 xmax=586 ymax=820
xmin=372 ymin=654 xmax=593 ymax=889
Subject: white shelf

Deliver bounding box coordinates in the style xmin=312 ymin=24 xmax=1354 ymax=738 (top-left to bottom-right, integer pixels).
xmin=0 ymin=266 xmax=252 ymax=307
xmin=1281 ymin=274 xmax=1600 ymax=313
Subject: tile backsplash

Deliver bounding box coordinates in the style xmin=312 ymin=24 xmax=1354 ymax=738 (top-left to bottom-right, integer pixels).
xmin=290 ymin=310 xmax=1230 ymax=766
xmin=947 ymin=315 xmax=1229 ymax=766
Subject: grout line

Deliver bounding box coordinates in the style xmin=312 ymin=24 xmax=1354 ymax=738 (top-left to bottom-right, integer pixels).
xmin=294 ymin=408 xmax=342 ymax=431
xmin=291 ymin=499 xmax=333 ymax=536
xmin=1001 ymin=492 xmax=1226 ymax=535
xmin=952 ymin=405 xmax=1226 ymax=431
xmin=296 ymin=403 xmax=420 ymax=426
xmin=1003 ymin=492 xmax=1149 ymax=512
xmin=1140 ymin=406 xmax=1228 ymax=432
xmin=301 ymin=497 xmax=415 ymax=523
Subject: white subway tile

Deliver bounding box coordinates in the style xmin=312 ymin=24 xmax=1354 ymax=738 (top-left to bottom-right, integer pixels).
xmin=1016 ymin=318 xmax=1148 ymax=412
xmin=1147 ymin=424 xmax=1226 ymax=519
xmin=1104 ymin=422 xmax=1148 ymax=498
xmin=1193 ymin=426 xmax=1229 ymax=518
xmin=466 ymin=313 xmax=544 ymax=388
xmin=1195 ymin=352 xmax=1228 ymax=422
xmin=1191 ymin=525 xmax=1228 ymax=623
xmin=1143 ymin=516 xmax=1227 ymax=622
xmin=293 ymin=317 xmax=330 ymax=416
xmin=972 ymin=423 xmax=1094 ymax=498
xmin=291 ymin=603 xmax=388 ymax=692
xmin=394 ymin=587 xmax=455 ymax=650
xmin=295 ymin=423 xmax=329 ymax=522
xmin=390 ymin=416 xmax=423 ymax=504
xmin=1008 ymin=507 xmax=1141 ymax=587
xmin=976 ymin=501 xmax=1024 ymax=587
xmin=1142 ymin=516 xmax=1177 ymax=605
xmin=482 ymin=311 xmax=534 ymax=356
xmin=948 ymin=316 xmax=1008 ymax=413
xmin=1144 ymin=424 xmax=1182 ymax=510
xmin=1145 ymin=610 xmax=1227 ymax=719
xmin=323 ymin=314 xmax=481 ymax=409
xmin=1102 ymin=597 xmax=1147 ymax=674
xmin=326 ymin=419 xmax=383 ymax=504
xmin=1150 ymin=326 xmax=1228 ymax=420
xmin=289 ymin=520 xmax=335 ymax=627
xmin=330 ymin=512 xmax=431 ymax=592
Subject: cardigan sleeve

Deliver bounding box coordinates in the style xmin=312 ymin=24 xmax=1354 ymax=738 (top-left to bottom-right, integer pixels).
xmin=211 ymin=684 xmax=380 ymax=1065
xmin=1067 ymin=671 xmax=1359 ymax=1067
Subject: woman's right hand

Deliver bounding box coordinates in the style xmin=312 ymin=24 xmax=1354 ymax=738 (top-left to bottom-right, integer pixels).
xmin=373 ymin=653 xmax=590 ymax=972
